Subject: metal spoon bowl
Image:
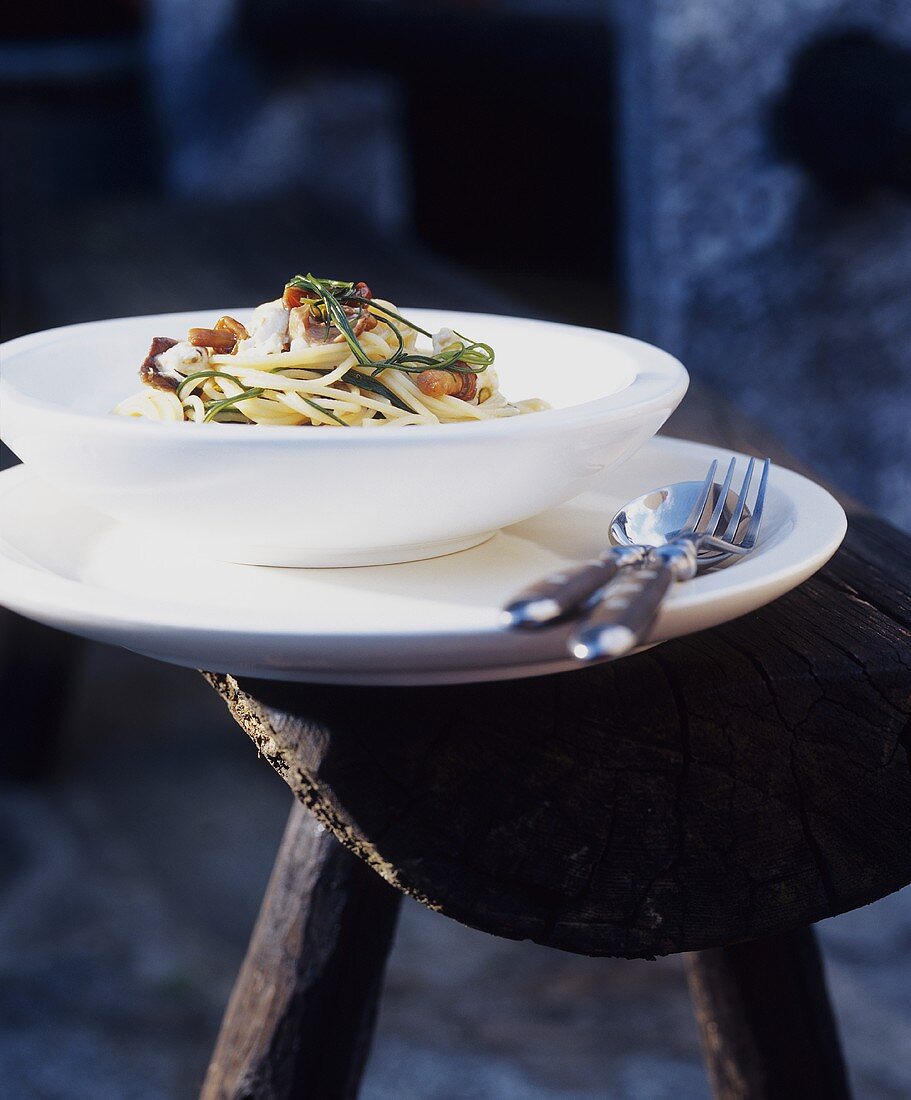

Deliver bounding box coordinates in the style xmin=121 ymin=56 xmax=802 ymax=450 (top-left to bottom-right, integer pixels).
xmin=570 ymin=456 xmax=769 ymax=661
xmin=610 ymin=480 xmax=750 ymax=563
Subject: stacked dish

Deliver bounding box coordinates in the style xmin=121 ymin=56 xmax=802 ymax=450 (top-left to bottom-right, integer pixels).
xmin=0 ymin=303 xmax=845 ymax=683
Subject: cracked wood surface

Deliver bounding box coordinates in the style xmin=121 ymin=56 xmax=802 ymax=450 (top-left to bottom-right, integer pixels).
xmin=204 ymin=395 xmax=911 ymax=959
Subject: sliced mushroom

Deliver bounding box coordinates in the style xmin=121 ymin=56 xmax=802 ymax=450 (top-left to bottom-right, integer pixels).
xmin=139 ymin=337 xmax=180 ymax=391
xmin=188 ymin=327 xmax=238 ymax=353
xmin=215 ymin=315 xmax=249 ymax=341
xmin=415 ymin=367 xmax=478 ymax=401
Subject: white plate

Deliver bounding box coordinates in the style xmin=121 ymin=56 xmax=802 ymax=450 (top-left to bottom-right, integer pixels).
xmin=0 ymin=437 xmax=846 ymax=685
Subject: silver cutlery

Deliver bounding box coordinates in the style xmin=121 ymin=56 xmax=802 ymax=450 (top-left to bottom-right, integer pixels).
xmin=569 ymin=456 xmax=770 ymax=661
xmin=502 ymin=460 xmax=735 ymax=629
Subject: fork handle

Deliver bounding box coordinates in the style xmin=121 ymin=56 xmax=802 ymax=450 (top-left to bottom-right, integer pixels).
xmin=502 ymin=546 xmax=645 ymax=628
xmin=569 ymin=541 xmax=698 ymax=661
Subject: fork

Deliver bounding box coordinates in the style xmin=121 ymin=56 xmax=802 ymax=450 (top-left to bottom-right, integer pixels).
xmin=569 ymin=456 xmax=770 ymax=661
xmin=503 ymin=459 xmax=728 ymax=629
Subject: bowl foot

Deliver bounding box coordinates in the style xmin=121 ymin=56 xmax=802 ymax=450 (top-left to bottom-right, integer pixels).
xmin=184 ymin=530 xmax=498 ymax=568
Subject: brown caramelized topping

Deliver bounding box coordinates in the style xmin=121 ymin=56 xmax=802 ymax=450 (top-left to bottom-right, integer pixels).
xmin=188 ymin=327 xmax=238 ymax=353
xmin=139 ymin=336 xmax=180 ymax=391
xmin=303 ymin=281 xmax=378 ymax=344
xmin=215 ymin=315 xmax=249 ymax=342
xmin=415 ymin=366 xmax=478 ymax=401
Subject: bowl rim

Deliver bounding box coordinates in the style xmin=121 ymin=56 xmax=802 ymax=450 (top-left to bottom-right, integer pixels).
xmin=0 ymin=308 xmax=689 ymax=444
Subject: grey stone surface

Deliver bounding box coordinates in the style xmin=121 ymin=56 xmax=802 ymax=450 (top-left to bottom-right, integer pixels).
xmin=617 ymin=1 xmax=911 ymax=527
xmin=1 ymin=643 xmax=910 ymax=1098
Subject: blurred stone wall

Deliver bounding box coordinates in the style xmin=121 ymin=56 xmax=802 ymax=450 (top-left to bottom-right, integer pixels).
xmin=617 ymin=1 xmax=911 ymax=527
xmin=146 ymin=0 xmax=409 ymax=233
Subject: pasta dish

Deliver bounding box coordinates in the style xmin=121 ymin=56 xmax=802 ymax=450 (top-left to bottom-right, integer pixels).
xmin=114 ymin=275 xmax=546 ymax=427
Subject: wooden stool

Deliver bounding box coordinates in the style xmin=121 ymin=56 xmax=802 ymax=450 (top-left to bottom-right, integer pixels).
xmin=198 ymin=507 xmax=911 ymax=1100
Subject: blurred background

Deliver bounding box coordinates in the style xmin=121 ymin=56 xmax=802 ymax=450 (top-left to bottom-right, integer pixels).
xmin=1 ymin=1 xmax=910 ymax=1097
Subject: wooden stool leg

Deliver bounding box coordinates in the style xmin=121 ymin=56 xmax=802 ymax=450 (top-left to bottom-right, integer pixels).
xmin=685 ymin=927 xmax=850 ymax=1100
xmin=201 ymin=799 xmax=401 ymax=1100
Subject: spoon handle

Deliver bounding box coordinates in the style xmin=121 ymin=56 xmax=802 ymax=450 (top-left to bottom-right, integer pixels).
xmin=502 ymin=546 xmax=645 ymax=628
xmin=568 ymin=542 xmax=698 ymax=661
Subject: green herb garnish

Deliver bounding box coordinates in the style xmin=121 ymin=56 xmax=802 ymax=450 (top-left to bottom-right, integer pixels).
xmin=203 ymin=388 xmax=264 ymax=422
xmin=298 ymin=396 xmax=348 ymax=427
xmin=284 ymin=273 xmax=495 ymax=378
xmin=342 ymin=369 xmax=412 ymax=411
xmin=176 ymin=369 xmax=244 ymax=398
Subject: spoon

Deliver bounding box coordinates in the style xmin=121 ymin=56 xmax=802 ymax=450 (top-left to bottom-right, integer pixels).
xmin=502 ymin=462 xmax=746 ymax=629
xmin=569 ymin=457 xmax=767 ymax=661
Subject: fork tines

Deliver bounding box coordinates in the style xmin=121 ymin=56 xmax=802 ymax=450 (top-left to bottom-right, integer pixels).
xmin=700 ymin=456 xmax=771 ymax=554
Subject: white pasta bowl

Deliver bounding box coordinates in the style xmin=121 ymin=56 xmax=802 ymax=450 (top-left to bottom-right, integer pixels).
xmin=0 ymin=309 xmax=688 ymax=566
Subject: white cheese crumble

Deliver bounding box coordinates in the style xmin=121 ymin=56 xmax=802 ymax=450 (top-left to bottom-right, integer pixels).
xmin=432 ymin=328 xmax=458 ymax=356
xmin=245 ymin=297 xmax=289 ymax=352
xmin=157 ymin=341 xmax=208 ymax=377
xmin=236 ymin=332 xmax=286 ymax=358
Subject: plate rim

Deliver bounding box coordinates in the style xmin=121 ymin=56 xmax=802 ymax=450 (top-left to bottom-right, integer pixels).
xmin=0 ymin=436 xmax=848 ymax=681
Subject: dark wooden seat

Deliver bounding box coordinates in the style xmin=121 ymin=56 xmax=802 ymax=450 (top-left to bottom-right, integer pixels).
xmin=199 ymin=428 xmax=911 ymax=1098
xmin=205 ymin=510 xmax=911 ymax=959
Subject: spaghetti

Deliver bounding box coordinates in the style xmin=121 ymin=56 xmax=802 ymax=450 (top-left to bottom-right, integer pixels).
xmin=113 ymin=275 xmax=547 ymax=427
